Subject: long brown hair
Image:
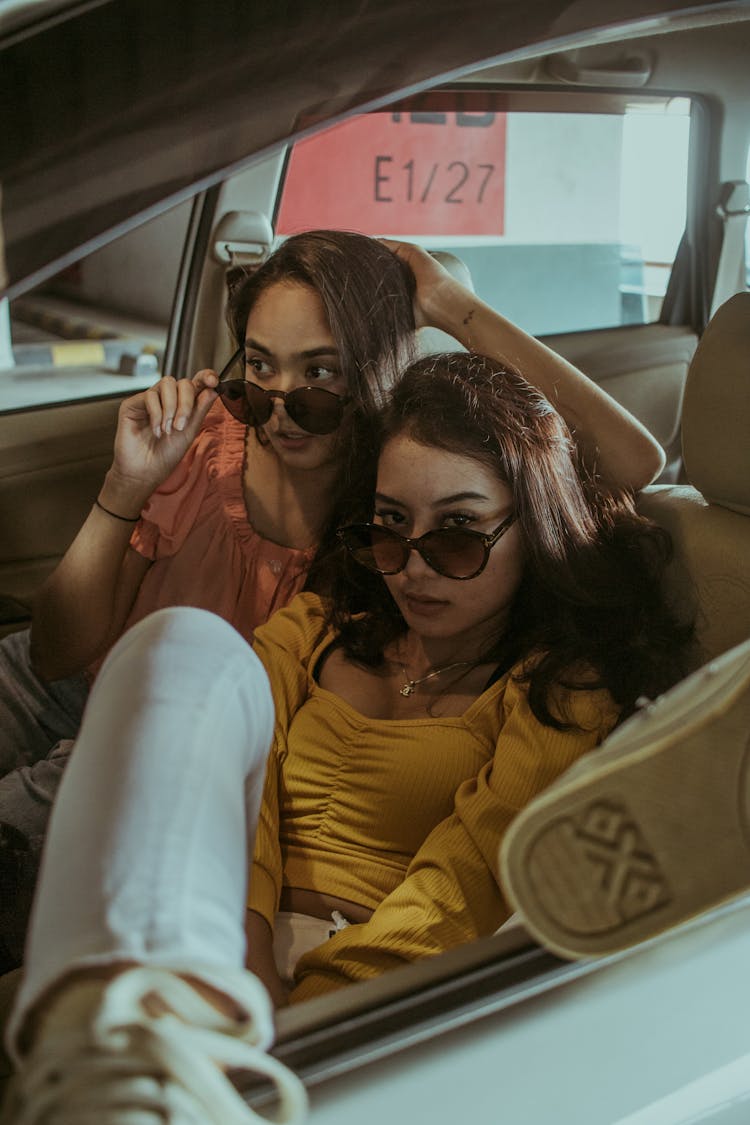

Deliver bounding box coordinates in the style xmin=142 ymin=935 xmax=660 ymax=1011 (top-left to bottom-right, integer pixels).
xmin=227 ymin=230 xmax=416 ymax=573
xmin=228 ymin=230 xmax=415 ymax=407
xmin=324 ymin=352 xmax=693 ymax=727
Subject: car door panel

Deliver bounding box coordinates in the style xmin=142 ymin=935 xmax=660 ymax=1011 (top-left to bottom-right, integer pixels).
xmin=0 ymin=400 xmax=119 ymax=636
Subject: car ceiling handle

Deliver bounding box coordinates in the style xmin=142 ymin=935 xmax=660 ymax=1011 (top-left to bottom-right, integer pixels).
xmin=211 ymin=210 xmax=274 ymax=267
xmin=544 ymin=52 xmax=652 ymax=88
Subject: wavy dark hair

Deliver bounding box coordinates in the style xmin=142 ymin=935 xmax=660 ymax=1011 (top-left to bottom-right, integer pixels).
xmin=226 ymin=230 xmax=416 ymax=580
xmin=321 ymin=352 xmax=694 ymax=728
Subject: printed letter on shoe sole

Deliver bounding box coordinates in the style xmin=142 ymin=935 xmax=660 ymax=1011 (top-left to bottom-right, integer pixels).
xmin=499 ymin=637 xmax=750 ymax=959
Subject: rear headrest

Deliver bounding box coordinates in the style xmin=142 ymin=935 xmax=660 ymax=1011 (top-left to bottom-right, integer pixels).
xmin=416 ymin=251 xmax=475 ymax=357
xmin=428 ymin=250 xmax=474 ymax=292
xmin=682 ymin=292 xmax=750 ymax=516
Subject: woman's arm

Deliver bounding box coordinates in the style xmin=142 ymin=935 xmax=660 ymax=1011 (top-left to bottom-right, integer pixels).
xmin=245 ymin=910 xmax=289 ymax=1009
xmin=31 ymin=526 xmax=151 ymax=681
xmin=384 ymin=240 xmax=666 ymax=492
xmin=30 ymin=371 xmax=218 ymax=680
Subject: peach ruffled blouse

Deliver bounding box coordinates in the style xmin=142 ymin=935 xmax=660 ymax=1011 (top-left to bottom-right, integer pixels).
xmin=125 ymin=403 xmax=315 ymax=643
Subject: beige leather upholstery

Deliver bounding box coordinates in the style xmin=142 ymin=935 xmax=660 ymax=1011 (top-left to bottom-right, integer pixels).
xmin=681 ymin=293 xmax=750 ymax=517
xmin=637 ymin=292 xmax=750 ymax=667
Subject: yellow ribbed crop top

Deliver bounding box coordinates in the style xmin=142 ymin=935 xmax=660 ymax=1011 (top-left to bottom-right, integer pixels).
xmin=250 ymin=593 xmax=619 ymax=1002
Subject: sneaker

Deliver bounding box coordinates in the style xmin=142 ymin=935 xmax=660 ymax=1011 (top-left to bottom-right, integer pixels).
xmin=499 ymin=636 xmax=750 ymax=959
xmin=0 ymin=964 xmax=308 ymax=1124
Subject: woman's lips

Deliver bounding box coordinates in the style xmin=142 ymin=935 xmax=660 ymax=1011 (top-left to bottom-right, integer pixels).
xmin=402 ymin=593 xmax=449 ymax=617
xmin=274 ymin=430 xmax=313 ymax=448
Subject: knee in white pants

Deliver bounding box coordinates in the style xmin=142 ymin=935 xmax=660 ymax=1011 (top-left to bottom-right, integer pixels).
xmin=91 ymin=607 xmax=275 ymax=774
xmin=10 ymin=609 xmax=275 ymax=1034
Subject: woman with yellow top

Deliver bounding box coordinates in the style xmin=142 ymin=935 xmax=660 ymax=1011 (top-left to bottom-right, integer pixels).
xmin=0 ymin=232 xmax=661 ymax=975
xmin=1 ymin=345 xmax=689 ymax=1122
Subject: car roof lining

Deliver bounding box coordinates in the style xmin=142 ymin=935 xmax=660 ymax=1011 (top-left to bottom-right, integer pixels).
xmin=2 ymin=0 xmax=749 ymax=300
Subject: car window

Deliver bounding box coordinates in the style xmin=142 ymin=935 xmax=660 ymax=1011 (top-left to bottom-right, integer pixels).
xmin=745 ymin=145 xmax=750 ymax=289
xmin=0 ymin=202 xmax=190 ymax=413
xmin=275 ymin=93 xmax=692 ymax=336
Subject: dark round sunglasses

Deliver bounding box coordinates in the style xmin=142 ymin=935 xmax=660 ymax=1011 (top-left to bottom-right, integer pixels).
xmin=337 ymin=514 xmax=516 ymax=580
xmin=215 ymin=347 xmax=350 ymax=436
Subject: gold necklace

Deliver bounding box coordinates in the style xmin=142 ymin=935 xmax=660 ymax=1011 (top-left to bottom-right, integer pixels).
xmin=398 ymin=659 xmax=473 ymax=697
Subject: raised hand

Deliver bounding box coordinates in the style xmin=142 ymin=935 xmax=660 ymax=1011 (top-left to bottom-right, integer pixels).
xmin=380 ymin=238 xmax=472 ymax=331
xmin=31 ymin=368 xmax=224 ymax=679
xmin=105 ymin=370 xmax=219 ymax=508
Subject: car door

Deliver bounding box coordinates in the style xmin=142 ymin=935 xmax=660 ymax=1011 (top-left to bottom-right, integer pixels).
xmin=0 ymin=202 xmax=192 ymax=638
xmin=0 ymin=146 xmax=291 ymax=642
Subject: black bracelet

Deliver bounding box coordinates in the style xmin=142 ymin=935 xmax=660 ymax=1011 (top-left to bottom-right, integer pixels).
xmin=94 ymin=497 xmax=141 ymax=523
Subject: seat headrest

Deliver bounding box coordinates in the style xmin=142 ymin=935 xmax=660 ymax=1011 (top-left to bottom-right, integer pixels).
xmin=417 ymin=251 xmax=475 ymax=357
xmin=428 ymin=251 xmax=475 ymax=292
xmin=682 ymin=291 xmax=750 ymax=516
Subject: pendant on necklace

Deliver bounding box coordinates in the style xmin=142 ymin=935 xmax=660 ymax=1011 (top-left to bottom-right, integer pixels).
xmin=398 ymin=659 xmax=473 ymax=698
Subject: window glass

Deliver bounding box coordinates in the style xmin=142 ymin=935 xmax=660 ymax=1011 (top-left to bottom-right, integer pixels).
xmin=277 ymin=96 xmax=692 ymax=336
xmin=0 ymin=202 xmax=190 ymax=413
xmin=745 ymin=145 xmax=750 ymax=289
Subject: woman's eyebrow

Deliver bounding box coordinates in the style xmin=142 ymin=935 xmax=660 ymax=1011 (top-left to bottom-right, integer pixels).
xmin=244 ymin=337 xmax=271 ymax=354
xmin=374 ymin=490 xmax=492 ymax=507
xmin=434 ymin=491 xmax=492 ymax=505
xmin=374 ymin=491 xmax=405 ymax=507
xmin=243 ymin=338 xmax=339 ymax=360
xmin=299 ymin=346 xmax=340 ymax=359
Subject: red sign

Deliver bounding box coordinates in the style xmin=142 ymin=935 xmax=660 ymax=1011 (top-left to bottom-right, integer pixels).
xmin=277 ymin=110 xmax=506 ymax=237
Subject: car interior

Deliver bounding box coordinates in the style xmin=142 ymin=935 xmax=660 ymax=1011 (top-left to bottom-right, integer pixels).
xmin=2 ymin=16 xmax=749 ymax=644
xmin=1 ymin=1 xmax=749 ymax=1103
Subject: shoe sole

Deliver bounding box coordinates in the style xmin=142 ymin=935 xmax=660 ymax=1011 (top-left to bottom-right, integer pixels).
xmin=499 ymin=640 xmax=750 ymax=959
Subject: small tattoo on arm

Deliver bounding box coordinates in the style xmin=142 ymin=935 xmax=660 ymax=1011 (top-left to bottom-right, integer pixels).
xmin=463 ymin=308 xmax=476 ymax=327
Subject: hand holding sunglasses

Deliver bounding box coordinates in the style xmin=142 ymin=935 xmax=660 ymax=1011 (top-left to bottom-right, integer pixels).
xmin=337 ymin=514 xmax=516 ymax=580
xmin=215 ymin=347 xmax=351 ymax=435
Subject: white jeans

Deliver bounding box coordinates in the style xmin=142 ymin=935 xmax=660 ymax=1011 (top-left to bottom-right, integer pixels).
xmin=7 ymin=607 xmax=274 ymax=1056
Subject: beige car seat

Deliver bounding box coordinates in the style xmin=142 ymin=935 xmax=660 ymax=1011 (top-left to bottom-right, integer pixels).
xmin=637 ymin=292 xmax=750 ymax=668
